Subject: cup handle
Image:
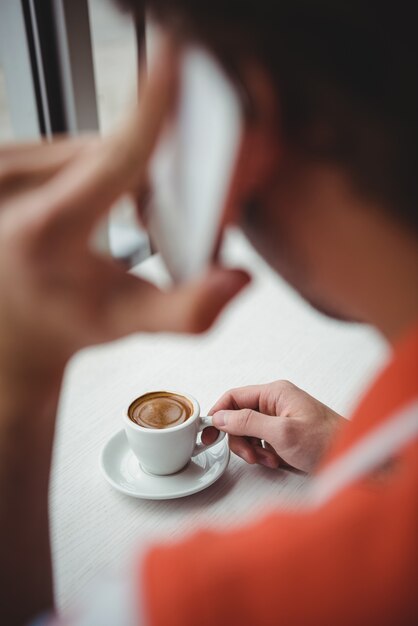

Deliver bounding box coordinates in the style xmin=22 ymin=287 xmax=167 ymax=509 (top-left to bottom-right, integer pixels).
xmin=192 ymin=416 xmax=226 ymax=457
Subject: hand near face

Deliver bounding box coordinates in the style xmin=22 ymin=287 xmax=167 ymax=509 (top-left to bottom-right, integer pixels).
xmin=204 ymin=380 xmax=346 ymax=472
xmin=0 ymin=40 xmax=249 ymax=380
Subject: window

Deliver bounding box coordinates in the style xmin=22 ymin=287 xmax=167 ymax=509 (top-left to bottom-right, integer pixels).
xmin=0 ymin=0 xmax=149 ymax=262
xmin=88 ymin=0 xmax=138 ymax=132
xmin=0 ymin=63 xmax=13 ymax=142
xmin=88 ymin=0 xmax=149 ymax=262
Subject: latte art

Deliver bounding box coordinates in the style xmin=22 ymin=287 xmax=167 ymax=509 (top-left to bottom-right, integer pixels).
xmin=128 ymin=392 xmax=193 ymax=429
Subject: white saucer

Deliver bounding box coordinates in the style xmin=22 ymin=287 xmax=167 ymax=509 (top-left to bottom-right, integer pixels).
xmin=100 ymin=429 xmax=230 ymax=500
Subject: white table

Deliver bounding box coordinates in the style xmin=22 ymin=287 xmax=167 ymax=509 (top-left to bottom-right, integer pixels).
xmin=51 ymin=230 xmax=386 ymax=611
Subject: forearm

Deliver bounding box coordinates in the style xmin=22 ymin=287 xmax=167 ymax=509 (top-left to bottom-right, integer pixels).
xmin=0 ymin=363 xmax=64 ymax=626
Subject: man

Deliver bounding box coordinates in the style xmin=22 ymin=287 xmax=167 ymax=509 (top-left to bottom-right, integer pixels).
xmin=0 ymin=1 xmax=417 ymax=625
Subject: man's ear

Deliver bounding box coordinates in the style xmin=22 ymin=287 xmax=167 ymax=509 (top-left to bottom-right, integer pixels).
xmin=222 ymin=63 xmax=281 ymax=225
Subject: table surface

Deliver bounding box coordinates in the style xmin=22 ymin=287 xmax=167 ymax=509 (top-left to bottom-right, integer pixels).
xmin=51 ymin=229 xmax=387 ymax=611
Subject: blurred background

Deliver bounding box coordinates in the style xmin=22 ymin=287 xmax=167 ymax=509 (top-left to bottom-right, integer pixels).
xmin=0 ymin=4 xmax=391 ymax=612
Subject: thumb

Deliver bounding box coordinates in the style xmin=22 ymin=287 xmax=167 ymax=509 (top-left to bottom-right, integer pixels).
xmin=212 ymin=408 xmax=276 ymax=440
xmin=103 ymin=266 xmax=250 ymax=337
xmin=171 ymin=268 xmax=251 ymax=333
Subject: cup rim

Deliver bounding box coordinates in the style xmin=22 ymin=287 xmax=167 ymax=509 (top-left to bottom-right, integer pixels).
xmin=123 ymin=390 xmax=200 ymax=433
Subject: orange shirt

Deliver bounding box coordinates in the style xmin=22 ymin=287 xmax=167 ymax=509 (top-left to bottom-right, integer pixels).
xmin=141 ymin=325 xmax=418 ymax=626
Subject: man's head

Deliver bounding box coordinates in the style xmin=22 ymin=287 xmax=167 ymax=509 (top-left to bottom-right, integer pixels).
xmin=119 ymin=1 xmax=418 ymax=336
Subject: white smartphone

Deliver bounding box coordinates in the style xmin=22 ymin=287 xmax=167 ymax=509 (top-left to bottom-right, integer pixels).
xmin=147 ymin=45 xmax=243 ymax=283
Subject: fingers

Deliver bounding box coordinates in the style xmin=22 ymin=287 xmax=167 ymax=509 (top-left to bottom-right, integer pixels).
xmin=133 ymin=181 xmax=152 ymax=228
xmin=209 ymin=384 xmax=267 ymax=415
xmin=7 ymin=36 xmax=178 ymax=241
xmin=0 ymin=136 xmax=94 ymax=161
xmin=201 ymin=427 xmax=279 ymax=468
xmin=201 ymin=426 xmax=219 ymax=445
xmin=212 ymin=407 xmax=278 ymax=442
xmin=229 ymin=435 xmax=280 ymax=468
xmin=104 ymin=266 xmax=250 ymax=336
xmin=0 ymin=137 xmax=97 ymax=203
xmin=108 ymin=36 xmax=178 ymax=190
xmin=210 ymin=380 xmax=304 ymax=420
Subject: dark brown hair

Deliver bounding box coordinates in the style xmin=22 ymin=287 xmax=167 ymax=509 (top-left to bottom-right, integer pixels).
xmin=119 ymin=1 xmax=418 ymax=232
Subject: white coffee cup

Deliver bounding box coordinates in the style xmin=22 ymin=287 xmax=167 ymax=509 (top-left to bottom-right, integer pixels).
xmin=124 ymin=391 xmax=225 ymax=475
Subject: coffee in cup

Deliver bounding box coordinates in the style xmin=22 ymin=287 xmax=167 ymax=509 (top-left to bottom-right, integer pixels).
xmin=124 ymin=390 xmax=225 ymax=475
xmin=128 ymin=391 xmax=193 ymax=429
